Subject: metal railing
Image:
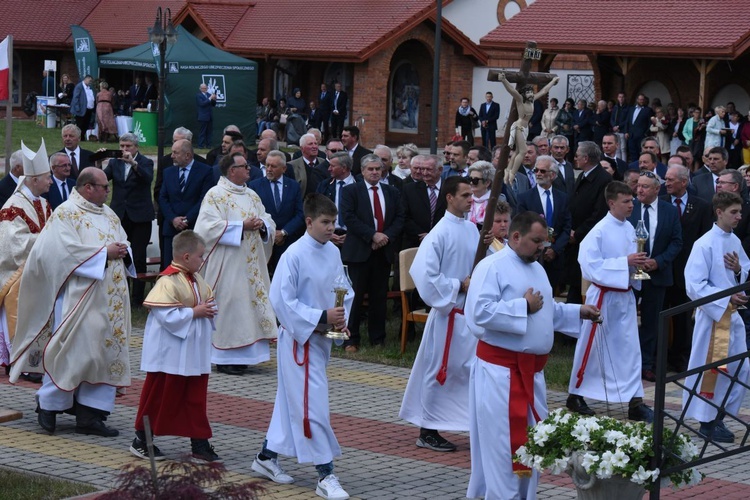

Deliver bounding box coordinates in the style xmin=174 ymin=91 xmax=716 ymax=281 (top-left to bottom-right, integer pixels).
xmin=651 ymin=280 xmax=750 ymax=499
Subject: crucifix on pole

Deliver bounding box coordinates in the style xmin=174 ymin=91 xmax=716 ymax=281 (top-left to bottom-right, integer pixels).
xmin=473 ymin=41 xmax=559 ymax=267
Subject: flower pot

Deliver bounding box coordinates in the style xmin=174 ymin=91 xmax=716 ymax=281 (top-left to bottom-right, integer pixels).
xmin=568 ymin=452 xmax=646 ymax=500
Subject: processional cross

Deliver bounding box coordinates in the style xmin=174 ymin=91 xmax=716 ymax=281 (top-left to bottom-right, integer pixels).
xmin=473 ymin=41 xmax=559 ymax=267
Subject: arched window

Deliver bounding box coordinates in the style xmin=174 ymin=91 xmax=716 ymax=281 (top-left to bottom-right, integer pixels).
xmin=388 ymin=60 xmax=419 ymax=134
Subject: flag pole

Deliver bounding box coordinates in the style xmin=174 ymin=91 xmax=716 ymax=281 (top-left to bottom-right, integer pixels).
xmin=3 ymin=35 xmax=13 ymax=174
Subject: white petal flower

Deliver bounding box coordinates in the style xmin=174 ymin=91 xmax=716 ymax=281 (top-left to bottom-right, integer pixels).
xmin=632 ymin=466 xmax=651 ymax=485
xmin=628 ymin=435 xmax=646 ymax=452
xmin=610 ymin=449 xmax=630 ymax=468
xmin=549 ymin=457 xmax=570 ymax=475
xmin=581 ymin=452 xmax=599 ymax=472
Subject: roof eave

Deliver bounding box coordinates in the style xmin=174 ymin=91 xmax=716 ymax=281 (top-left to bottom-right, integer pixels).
xmin=480 ymin=40 xmax=739 ymax=60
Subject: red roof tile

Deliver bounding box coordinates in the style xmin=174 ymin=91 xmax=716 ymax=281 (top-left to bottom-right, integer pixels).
xmin=186 ymin=2 xmax=251 ymax=44
xmin=481 ymin=0 xmax=750 ymax=59
xmin=0 ymin=0 xmax=100 ymax=47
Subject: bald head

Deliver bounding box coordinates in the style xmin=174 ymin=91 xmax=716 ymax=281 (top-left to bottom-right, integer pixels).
xmin=260 ymin=129 xmax=277 ymax=141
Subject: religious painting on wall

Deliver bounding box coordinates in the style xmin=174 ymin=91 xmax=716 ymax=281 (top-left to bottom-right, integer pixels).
xmin=389 ymin=61 xmax=419 ymax=134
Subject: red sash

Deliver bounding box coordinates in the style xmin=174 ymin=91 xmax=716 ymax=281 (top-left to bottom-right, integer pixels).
xmin=293 ymin=339 xmax=312 ymax=438
xmin=435 ymin=307 xmax=463 ymax=385
xmin=476 ymin=341 xmax=548 ymax=476
xmin=574 ymin=283 xmax=631 ymax=388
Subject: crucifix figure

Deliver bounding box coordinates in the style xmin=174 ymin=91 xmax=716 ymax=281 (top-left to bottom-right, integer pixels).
xmin=474 ymin=41 xmax=559 ymax=266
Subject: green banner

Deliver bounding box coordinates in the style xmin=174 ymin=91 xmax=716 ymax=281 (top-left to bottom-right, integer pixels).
xmin=71 ymin=25 xmax=99 ymax=79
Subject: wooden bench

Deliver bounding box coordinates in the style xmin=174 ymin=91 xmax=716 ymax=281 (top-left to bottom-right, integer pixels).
xmin=136 ymin=256 xmax=162 ymax=284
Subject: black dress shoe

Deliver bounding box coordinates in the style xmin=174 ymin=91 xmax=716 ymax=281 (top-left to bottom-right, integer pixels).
xmin=36 ymin=406 xmax=57 ymax=433
xmin=20 ymin=372 xmax=43 ymax=383
xmin=566 ymin=395 xmax=596 ymax=416
xmin=75 ymin=419 xmax=119 ymax=437
xmin=641 ymin=369 xmax=656 ymax=382
xmin=628 ymin=404 xmax=654 ymax=423
xmin=217 ymin=364 xmax=244 ymax=376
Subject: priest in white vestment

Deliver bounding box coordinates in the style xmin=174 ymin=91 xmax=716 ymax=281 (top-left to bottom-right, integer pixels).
xmin=465 ymin=211 xmax=598 ymax=500
xmin=0 ymin=143 xmax=52 ymax=372
xmin=683 ymin=191 xmax=750 ymax=443
xmin=11 ymin=167 xmax=134 ymax=437
xmin=567 ymin=181 xmax=653 ymax=423
xmin=194 ymin=152 xmax=277 ymax=375
xmin=399 ymin=177 xmax=479 ymax=451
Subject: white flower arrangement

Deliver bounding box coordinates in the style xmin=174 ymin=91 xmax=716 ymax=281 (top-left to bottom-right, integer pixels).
xmin=515 ymin=408 xmax=703 ymax=490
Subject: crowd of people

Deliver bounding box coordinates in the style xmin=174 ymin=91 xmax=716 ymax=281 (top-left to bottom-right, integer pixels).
xmin=1 ymin=85 xmax=750 ymax=499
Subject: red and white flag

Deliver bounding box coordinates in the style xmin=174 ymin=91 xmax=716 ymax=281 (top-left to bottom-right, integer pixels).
xmin=0 ymin=36 xmax=9 ymax=101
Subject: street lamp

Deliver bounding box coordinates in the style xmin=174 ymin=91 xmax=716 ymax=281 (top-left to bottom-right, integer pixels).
xmin=149 ymin=7 xmax=178 ymax=166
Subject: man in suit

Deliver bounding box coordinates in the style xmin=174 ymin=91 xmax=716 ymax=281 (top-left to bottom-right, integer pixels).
xmin=103 ymin=133 xmax=155 ymax=306
xmin=573 ymin=99 xmax=593 ymax=150
xmin=662 ymin=165 xmax=713 ymax=372
xmin=43 ymin=153 xmax=77 ymax=210
xmin=601 ymin=133 xmax=629 ymax=177
xmin=206 ymin=126 xmax=242 ymax=166
xmin=154 ymin=127 xmax=207 ymax=210
xmin=442 ymin=140 xmax=470 ymax=179
xmin=330 ymin=82 xmax=348 ymax=139
xmin=566 ymin=141 xmax=613 ymax=307
xmin=628 ymin=171 xmax=682 ymax=381
xmin=318 ymin=83 xmax=334 ymax=140
xmin=401 ymin=154 xmax=446 ymax=249
xmin=159 ymin=139 xmax=214 ymax=269
xmin=340 ymin=154 xmax=405 ymax=351
xmin=214 ymin=140 xmax=263 ymax=185
xmin=693 ymin=147 xmax=728 ymax=202
xmin=627 ymin=137 xmax=667 ymax=179
xmin=286 ymin=133 xmax=328 ymax=196
xmin=58 ymin=124 xmax=94 ymax=179
xmin=610 ymin=92 xmax=630 ymax=161
xmin=0 ymin=150 xmax=23 ymax=206
xmin=373 ymin=145 xmax=403 ymax=190
xmin=624 ymin=94 xmax=654 ymax=162
xmin=196 ymin=83 xmax=217 ymax=149
xmin=511 ymin=143 xmax=538 ymax=201
xmin=517 ymin=155 xmax=572 ymax=290
xmin=307 ymin=100 xmax=324 ymax=130
xmin=128 ymin=76 xmax=147 ymax=111
xmin=143 ymin=76 xmax=158 ymax=105
xmin=316 ymin=152 xmax=356 ymax=248
xmin=341 ymin=125 xmax=371 ymax=177
xmin=249 ymin=150 xmax=305 ymax=273
xmin=550 ymin=135 xmax=576 ymax=196
xmin=70 ymin=75 xmax=95 ymax=142
xmin=478 ymin=91 xmax=500 ymax=149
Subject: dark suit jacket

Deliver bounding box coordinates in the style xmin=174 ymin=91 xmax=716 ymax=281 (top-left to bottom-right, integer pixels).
xmin=319 ymin=90 xmax=333 ymax=120
xmin=70 ymin=81 xmax=88 ymax=117
xmin=400 ymin=180 xmax=446 ymax=249
xmin=196 ymin=92 xmax=216 ymax=122
xmin=249 ymin=177 xmax=305 ymax=245
xmin=517 ymin=187 xmax=572 ymax=258
xmin=307 ymin=108 xmax=324 ymax=129
xmin=354 ymin=173 xmax=403 ymax=191
xmin=569 ymin=165 xmax=612 ymax=242
xmin=552 ymin=160 xmax=576 ymax=196
xmin=528 ymin=100 xmax=544 ymax=137
xmin=604 ymin=155 xmax=629 ymax=177
xmin=691 ymin=172 xmax=716 ymax=204
xmin=143 ymin=84 xmax=158 ymax=104
xmin=610 ymin=104 xmax=630 ymax=132
xmin=0 ymin=175 xmax=18 ymax=207
xmin=58 ymin=147 xmax=95 ymax=178
xmin=624 ymin=105 xmax=654 ymax=139
xmin=340 ymin=182 xmax=404 ymax=264
xmin=159 ymin=161 xmax=214 ymax=236
xmin=42 ymin=177 xmax=76 ymax=210
xmin=478 ymin=101 xmax=500 ymax=131
xmin=129 ymin=84 xmax=147 ymax=109
xmin=628 ymin=199 xmax=682 ymax=287
xmin=104 ymin=154 xmax=155 ymax=223
xmin=349 ymin=145 xmax=373 ymax=177
xmin=660 ymin=193 xmax=712 ymax=289
xmin=573 ymin=108 xmax=594 ymax=141
xmin=592 ymin=110 xmax=611 ymax=144
xmin=332 ymin=90 xmax=348 ymax=119
xmin=155 ymin=153 xmax=207 ymax=204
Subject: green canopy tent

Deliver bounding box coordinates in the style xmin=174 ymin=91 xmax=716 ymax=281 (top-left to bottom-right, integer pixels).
xmin=99 ymin=26 xmax=257 ymax=148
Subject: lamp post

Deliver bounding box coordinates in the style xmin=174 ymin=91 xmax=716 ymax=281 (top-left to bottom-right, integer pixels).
xmin=149 ymin=7 xmax=178 ymax=165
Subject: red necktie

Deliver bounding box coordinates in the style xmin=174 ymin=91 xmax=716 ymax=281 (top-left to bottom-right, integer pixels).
xmin=371 ymin=186 xmax=384 ymax=232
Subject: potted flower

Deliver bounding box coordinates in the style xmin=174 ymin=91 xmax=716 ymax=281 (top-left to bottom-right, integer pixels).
xmin=515 ymin=409 xmax=703 ymax=499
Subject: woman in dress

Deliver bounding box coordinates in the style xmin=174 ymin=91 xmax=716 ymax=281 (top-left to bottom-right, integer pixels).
xmin=705 ymin=105 xmax=727 ymax=149
xmin=555 ymin=98 xmax=576 ymax=162
xmin=96 ymin=81 xmax=118 ymax=142
xmin=454 ymin=97 xmax=478 ymax=142
xmin=669 ymin=107 xmax=686 ymax=156
xmin=649 ymin=107 xmax=671 ymax=162
xmin=393 ymin=143 xmax=419 ymax=179
xmin=57 ymin=73 xmax=75 ymax=105
xmin=467 ymin=160 xmax=495 ymax=229
xmin=540 ymin=97 xmax=560 ymax=138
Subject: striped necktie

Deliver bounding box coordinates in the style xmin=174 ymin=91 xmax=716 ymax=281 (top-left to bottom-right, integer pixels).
xmin=179 ymin=168 xmax=186 ymax=192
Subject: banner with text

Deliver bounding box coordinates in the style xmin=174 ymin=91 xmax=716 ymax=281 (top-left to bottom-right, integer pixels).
xmin=71 ymin=25 xmax=98 ymax=79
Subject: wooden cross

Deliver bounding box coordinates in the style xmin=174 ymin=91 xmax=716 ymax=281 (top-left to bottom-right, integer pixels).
xmin=473 ymin=41 xmax=559 ymax=267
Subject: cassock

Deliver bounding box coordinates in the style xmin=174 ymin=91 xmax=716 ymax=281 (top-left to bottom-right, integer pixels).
xmin=465 ymin=246 xmax=581 ymax=500
xmin=683 ymin=224 xmax=750 ymax=422
xmin=569 ymin=212 xmax=643 ymax=403
xmin=265 ymin=233 xmax=353 ymax=465
xmin=194 ymin=177 xmax=277 ymax=365
xmin=0 ymin=185 xmax=51 ymax=366
xmin=10 ymin=189 xmax=133 ymax=412
xmin=399 ymin=212 xmax=479 ymax=431
xmin=135 ymin=264 xmax=216 ymax=438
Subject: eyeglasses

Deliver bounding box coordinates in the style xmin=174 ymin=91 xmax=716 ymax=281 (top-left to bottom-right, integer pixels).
xmin=716 ymin=179 xmax=738 ymax=186
xmin=639 ymin=171 xmax=656 ymax=178
xmin=232 ymin=164 xmax=250 ymax=170
xmin=469 ymin=177 xmax=484 ymax=185
xmin=532 ymin=168 xmax=550 ymax=174
xmin=327 ymin=149 xmax=343 ymax=153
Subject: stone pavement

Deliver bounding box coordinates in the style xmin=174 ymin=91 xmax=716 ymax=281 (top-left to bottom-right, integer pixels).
xmin=1 ymin=328 xmax=750 ymax=499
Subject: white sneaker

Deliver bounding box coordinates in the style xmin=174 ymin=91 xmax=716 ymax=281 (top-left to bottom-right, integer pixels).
xmin=316 ymin=474 xmax=349 ymax=500
xmin=251 ymin=454 xmax=294 ymax=484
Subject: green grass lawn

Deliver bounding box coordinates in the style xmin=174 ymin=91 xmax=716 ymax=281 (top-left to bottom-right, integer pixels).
xmin=0 ymin=468 xmax=97 ymax=500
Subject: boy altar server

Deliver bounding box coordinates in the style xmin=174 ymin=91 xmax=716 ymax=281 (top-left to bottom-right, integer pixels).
xmin=130 ymin=230 xmax=220 ymax=462
xmin=252 ymin=193 xmax=353 ymax=500
xmin=399 ymin=176 xmax=479 ymax=451
xmin=683 ymin=191 xmax=750 ymax=443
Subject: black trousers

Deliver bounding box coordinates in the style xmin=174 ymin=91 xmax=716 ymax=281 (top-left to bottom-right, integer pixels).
xmin=122 ymin=215 xmax=152 ymax=304
xmin=346 ymin=249 xmax=390 ymax=346
xmin=75 ymin=109 xmax=93 ymax=139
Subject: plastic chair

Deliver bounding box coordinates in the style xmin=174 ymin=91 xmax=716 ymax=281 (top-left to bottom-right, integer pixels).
xmin=399 ymin=248 xmax=428 ymax=354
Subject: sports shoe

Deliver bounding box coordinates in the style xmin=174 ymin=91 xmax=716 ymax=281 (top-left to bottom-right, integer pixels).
xmin=130 ymin=438 xmax=166 ymax=461
xmin=252 ymin=454 xmax=294 ymax=484
xmin=316 ymin=474 xmax=349 ymax=500
xmin=700 ymin=420 xmax=735 ymax=443
xmin=416 ymin=433 xmax=457 ymax=452
xmin=191 ymin=439 xmax=222 ymax=462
